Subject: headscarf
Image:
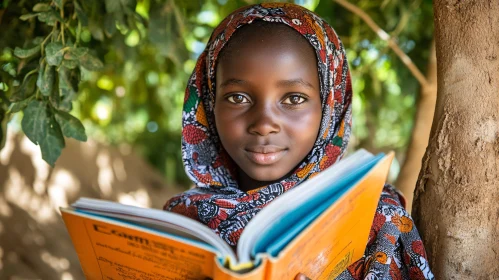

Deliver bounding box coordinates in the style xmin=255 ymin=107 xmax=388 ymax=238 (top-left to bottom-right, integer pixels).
xmin=164 ymin=3 xmax=352 ymax=246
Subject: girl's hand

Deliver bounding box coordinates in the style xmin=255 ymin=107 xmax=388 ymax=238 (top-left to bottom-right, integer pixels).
xmin=294 ymin=273 xmax=311 ymax=280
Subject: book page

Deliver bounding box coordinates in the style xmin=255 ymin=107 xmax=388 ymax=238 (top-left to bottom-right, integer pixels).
xmin=61 ymin=209 xmax=221 ymax=280
xmin=72 ymin=197 xmax=236 ymax=261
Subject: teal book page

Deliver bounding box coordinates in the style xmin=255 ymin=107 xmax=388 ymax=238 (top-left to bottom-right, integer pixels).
xmin=251 ymin=153 xmax=385 ymax=258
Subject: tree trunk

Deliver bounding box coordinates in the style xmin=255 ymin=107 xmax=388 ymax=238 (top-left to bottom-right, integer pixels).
xmin=412 ymin=1 xmax=499 ymax=278
xmin=396 ymin=41 xmax=437 ymax=213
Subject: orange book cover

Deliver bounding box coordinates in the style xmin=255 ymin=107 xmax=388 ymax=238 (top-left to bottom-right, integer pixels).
xmin=61 ymin=151 xmax=393 ymax=280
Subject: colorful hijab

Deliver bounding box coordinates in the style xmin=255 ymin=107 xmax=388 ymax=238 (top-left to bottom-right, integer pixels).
xmin=164 ymin=3 xmax=352 ymax=246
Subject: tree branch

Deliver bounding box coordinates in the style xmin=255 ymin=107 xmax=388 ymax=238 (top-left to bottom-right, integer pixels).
xmin=334 ymin=0 xmax=430 ymax=88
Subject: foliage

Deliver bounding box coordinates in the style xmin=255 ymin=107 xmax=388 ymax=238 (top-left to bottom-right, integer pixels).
xmin=0 ymin=0 xmax=433 ymax=186
xmin=315 ymin=0 xmax=433 ymax=154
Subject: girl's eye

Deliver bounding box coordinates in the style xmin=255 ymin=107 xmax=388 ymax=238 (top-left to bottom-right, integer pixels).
xmin=282 ymin=95 xmax=307 ymax=105
xmin=227 ymin=94 xmax=250 ymax=104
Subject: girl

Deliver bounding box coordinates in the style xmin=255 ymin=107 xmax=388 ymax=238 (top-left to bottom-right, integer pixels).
xmin=164 ymin=3 xmax=434 ymax=279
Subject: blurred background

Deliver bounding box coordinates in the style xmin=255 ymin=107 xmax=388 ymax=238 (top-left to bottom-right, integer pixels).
xmin=0 ymin=0 xmax=434 ymax=278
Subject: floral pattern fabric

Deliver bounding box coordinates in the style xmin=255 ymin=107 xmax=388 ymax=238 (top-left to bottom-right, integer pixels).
xmin=337 ymin=184 xmax=434 ymax=280
xmin=163 ymin=3 xmax=433 ymax=279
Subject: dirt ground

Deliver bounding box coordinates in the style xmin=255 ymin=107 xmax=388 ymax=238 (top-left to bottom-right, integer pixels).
xmin=0 ymin=128 xmax=185 ymax=279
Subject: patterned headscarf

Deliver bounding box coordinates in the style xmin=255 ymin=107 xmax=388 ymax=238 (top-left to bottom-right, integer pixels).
xmin=164 ymin=3 xmax=352 ymax=246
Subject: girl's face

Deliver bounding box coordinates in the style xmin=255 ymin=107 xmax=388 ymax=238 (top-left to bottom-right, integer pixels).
xmin=214 ymin=24 xmax=322 ymax=190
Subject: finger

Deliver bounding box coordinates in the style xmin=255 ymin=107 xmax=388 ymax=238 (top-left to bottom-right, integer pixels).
xmin=294 ymin=273 xmax=311 ymax=280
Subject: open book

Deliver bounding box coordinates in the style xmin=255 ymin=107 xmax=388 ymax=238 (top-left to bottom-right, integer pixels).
xmin=61 ymin=150 xmax=394 ymax=280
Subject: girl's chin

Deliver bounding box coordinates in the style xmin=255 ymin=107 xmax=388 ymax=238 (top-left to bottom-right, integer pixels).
xmin=244 ymin=167 xmax=291 ymax=184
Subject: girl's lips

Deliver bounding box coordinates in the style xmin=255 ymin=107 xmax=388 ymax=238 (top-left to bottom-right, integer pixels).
xmin=244 ymin=149 xmax=287 ymax=165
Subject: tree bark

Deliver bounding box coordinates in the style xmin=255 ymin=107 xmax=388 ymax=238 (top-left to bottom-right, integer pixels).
xmin=396 ymin=41 xmax=437 ymax=213
xmin=412 ymin=1 xmax=499 ymax=278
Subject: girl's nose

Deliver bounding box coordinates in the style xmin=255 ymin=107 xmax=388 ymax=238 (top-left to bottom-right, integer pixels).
xmin=247 ymin=103 xmax=281 ymax=136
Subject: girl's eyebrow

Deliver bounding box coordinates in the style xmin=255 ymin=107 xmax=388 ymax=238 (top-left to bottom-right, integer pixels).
xmin=277 ymin=78 xmax=315 ymax=89
xmin=219 ymin=78 xmax=246 ymax=89
xmin=219 ymin=78 xmax=315 ymax=89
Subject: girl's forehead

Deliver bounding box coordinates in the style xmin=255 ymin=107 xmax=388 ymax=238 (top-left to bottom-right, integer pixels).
xmin=217 ymin=35 xmax=318 ymax=87
xmin=217 ymin=21 xmax=318 ymax=69
xmin=218 ymin=45 xmax=317 ymax=79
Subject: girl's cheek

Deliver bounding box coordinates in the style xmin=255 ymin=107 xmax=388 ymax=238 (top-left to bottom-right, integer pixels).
xmin=286 ymin=108 xmax=321 ymax=124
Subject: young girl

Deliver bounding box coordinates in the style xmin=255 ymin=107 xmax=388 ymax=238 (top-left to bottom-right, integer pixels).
xmin=164 ymin=3 xmax=434 ymax=279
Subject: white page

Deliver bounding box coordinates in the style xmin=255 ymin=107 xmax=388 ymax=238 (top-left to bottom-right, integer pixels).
xmin=71 ymin=198 xmax=237 ymax=262
xmin=237 ymin=149 xmax=374 ymax=263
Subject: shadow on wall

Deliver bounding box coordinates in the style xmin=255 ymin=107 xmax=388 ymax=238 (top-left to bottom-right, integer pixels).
xmin=0 ymin=127 xmax=185 ymax=279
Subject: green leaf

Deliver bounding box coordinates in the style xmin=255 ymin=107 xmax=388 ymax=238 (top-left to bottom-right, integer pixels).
xmin=37 ymin=64 xmax=55 ymax=96
xmin=39 ymin=118 xmax=65 ymax=167
xmin=120 ymin=0 xmax=136 ymax=10
xmin=36 ymin=64 xmax=45 ymax=91
xmin=80 ymin=52 xmax=104 ymax=71
xmin=64 ymin=47 xmax=88 ymax=60
xmin=50 ymin=82 xmax=60 ymax=108
xmin=46 ymin=42 xmax=64 ymax=66
xmin=7 ymin=98 xmax=32 ymax=114
xmin=11 ymin=75 xmax=36 ymax=102
xmin=21 ymin=100 xmax=46 ymax=144
xmin=88 ymin=20 xmax=104 ymax=41
xmin=74 ymin=0 xmax=88 ymax=26
xmin=61 ymin=59 xmax=79 ymax=69
xmin=149 ymin=1 xmax=187 ymax=65
xmin=20 ymin=13 xmax=38 ymax=21
xmin=58 ymin=67 xmax=79 ymax=111
xmin=37 ymin=11 xmax=60 ymax=26
xmin=32 ymin=37 xmax=44 ymax=45
xmin=55 ymin=110 xmax=87 ymax=141
xmin=58 ymin=67 xmax=76 ymax=96
xmin=53 ymin=0 xmax=63 ymax=9
xmin=21 ymin=100 xmax=65 ymax=167
xmin=120 ymin=0 xmax=136 ymax=14
xmin=33 ymin=3 xmax=50 ymax=12
xmin=115 ymin=14 xmax=129 ymax=34
xmin=105 ymin=0 xmax=121 ymax=13
xmin=59 ymin=97 xmax=73 ymax=112
xmin=62 ymin=48 xmax=81 ymax=69
xmin=14 ymin=45 xmax=41 ymax=59
xmin=104 ymin=14 xmax=117 ymax=37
